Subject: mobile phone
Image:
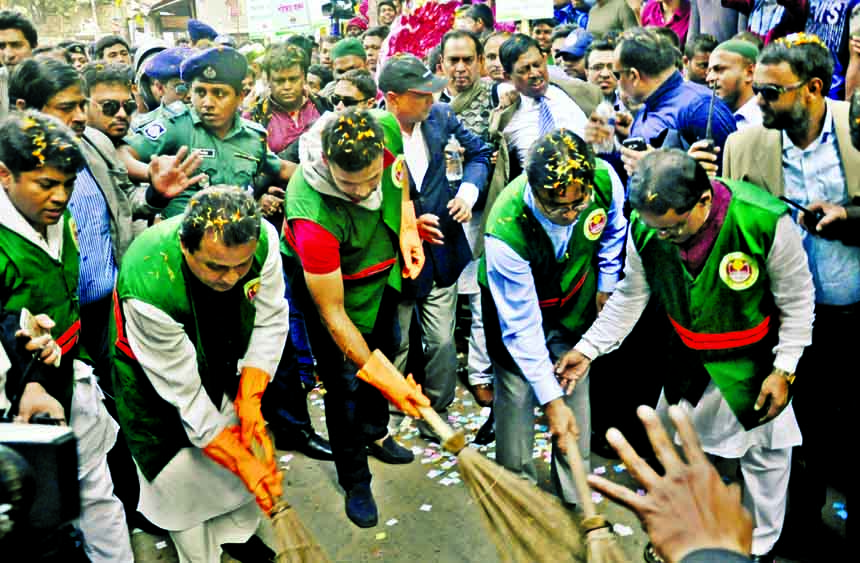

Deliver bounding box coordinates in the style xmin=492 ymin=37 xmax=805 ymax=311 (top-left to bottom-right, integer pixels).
xmin=779 ymin=196 xmax=826 ymax=231
xmin=622 ymin=137 xmax=647 ymax=151
xmin=20 ymin=308 xmax=46 ymax=337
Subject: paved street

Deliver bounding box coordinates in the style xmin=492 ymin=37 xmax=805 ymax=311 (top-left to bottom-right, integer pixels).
xmin=132 ymin=382 xmax=847 ymax=563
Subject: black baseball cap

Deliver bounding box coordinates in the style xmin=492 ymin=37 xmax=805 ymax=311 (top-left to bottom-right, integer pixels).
xmin=378 ymin=54 xmax=447 ymax=94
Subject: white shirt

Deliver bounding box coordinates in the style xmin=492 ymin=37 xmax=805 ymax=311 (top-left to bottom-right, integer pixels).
xmin=402 ymin=124 xmax=430 ymax=192
xmin=503 ymin=84 xmax=589 ymax=164
xmin=734 ymin=96 xmax=763 ymax=130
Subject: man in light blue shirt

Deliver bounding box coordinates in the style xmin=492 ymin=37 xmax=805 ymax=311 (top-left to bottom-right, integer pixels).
xmin=480 ymin=130 xmax=626 ymax=504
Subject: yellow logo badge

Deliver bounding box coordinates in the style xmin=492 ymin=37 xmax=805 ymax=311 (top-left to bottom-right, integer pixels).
xmin=392 ymin=155 xmax=409 ymax=190
xmin=244 ymin=277 xmax=261 ymax=301
xmin=68 ymin=216 xmax=80 ymax=252
xmin=583 ymin=208 xmax=607 ymax=241
xmin=719 ymin=252 xmax=759 ymax=290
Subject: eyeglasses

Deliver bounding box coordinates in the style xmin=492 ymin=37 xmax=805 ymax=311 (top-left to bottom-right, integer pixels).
xmin=646 ymin=209 xmax=694 ymax=238
xmin=535 ymin=189 xmax=592 ymax=219
xmin=588 ymin=63 xmax=613 ymax=73
xmin=96 ymin=99 xmax=137 ymax=117
xmin=751 ymin=80 xmax=807 ymax=103
xmin=331 ymin=94 xmax=367 ymax=107
xmin=612 ymin=68 xmax=632 ymax=81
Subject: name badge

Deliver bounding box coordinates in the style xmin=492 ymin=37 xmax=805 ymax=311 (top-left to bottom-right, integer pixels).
xmin=197 ymin=148 xmax=216 ymax=158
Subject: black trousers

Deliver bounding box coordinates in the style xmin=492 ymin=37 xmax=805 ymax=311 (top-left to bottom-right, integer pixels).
xmin=787 ymin=302 xmax=855 ymax=524
xmin=299 ymin=285 xmax=400 ymax=493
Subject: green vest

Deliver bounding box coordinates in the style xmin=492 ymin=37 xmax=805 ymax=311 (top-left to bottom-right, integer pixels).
xmin=479 ymin=162 xmax=615 ymax=336
xmin=110 ymin=217 xmax=269 ymax=480
xmin=282 ymin=111 xmax=404 ymax=334
xmin=0 ymin=215 xmax=80 ymax=411
xmin=631 ymin=179 xmax=787 ymax=430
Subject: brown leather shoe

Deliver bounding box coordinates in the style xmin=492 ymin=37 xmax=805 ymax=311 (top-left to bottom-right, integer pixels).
xmin=471 ymin=384 xmax=494 ymax=407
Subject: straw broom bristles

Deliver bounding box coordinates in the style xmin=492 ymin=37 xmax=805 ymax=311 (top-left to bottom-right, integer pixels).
xmin=252 ymin=438 xmax=331 ymax=563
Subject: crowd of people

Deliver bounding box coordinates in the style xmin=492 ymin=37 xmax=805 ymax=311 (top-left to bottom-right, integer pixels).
xmin=0 ymin=0 xmax=854 ymax=562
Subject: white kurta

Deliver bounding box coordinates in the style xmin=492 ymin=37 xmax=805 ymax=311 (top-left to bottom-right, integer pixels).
xmin=575 ymin=215 xmax=812 ymax=454
xmin=123 ymin=221 xmax=288 ymax=531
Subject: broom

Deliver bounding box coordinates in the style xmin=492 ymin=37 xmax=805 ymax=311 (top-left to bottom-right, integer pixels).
xmin=565 ymin=435 xmax=630 ymax=563
xmin=251 ymin=438 xmax=331 ymax=562
xmin=358 ymin=349 xmax=588 ymax=563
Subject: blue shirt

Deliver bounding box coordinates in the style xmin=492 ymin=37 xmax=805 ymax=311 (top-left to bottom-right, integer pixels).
xmin=631 ymin=71 xmax=737 ymax=155
xmin=485 ymin=165 xmax=627 ymax=405
xmin=782 ymin=108 xmax=860 ymax=306
xmin=805 ymin=0 xmax=859 ymax=100
xmin=68 ymin=166 xmax=117 ymax=305
xmin=554 ymin=4 xmax=590 ymax=27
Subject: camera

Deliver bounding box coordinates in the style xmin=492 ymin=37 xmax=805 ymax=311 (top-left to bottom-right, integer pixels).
xmin=0 ymin=424 xmax=88 ymax=561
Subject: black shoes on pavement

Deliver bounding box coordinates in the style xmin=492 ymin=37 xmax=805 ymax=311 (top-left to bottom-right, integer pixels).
xmin=366 ymin=435 xmax=414 ymax=464
xmin=345 ymin=483 xmax=378 ymax=528
xmin=271 ymin=426 xmax=334 ymax=461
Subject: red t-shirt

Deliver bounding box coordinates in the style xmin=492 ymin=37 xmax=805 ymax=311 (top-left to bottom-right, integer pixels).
xmin=286 ymin=219 xmax=341 ymax=274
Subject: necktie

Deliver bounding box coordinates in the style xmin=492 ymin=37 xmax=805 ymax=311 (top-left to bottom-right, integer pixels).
xmin=537 ymin=96 xmax=556 ymax=139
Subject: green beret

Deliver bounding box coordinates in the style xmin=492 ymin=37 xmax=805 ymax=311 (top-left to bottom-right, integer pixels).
xmin=180 ymin=46 xmax=248 ymax=94
xmin=714 ymin=39 xmax=760 ymax=63
xmin=331 ymin=38 xmax=366 ymax=61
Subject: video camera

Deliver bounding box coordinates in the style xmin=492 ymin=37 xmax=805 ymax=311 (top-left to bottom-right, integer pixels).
xmin=0 ymin=423 xmax=88 ymax=562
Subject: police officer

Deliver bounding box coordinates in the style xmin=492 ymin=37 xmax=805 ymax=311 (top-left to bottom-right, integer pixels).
xmin=131 ymin=46 xmax=193 ymax=131
xmin=119 ymin=46 xmax=295 ymax=218
xmin=188 ymin=19 xmax=219 ymax=49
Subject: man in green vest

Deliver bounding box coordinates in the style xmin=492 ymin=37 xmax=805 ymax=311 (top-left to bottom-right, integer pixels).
xmin=282 ymin=107 xmax=427 ymax=528
xmin=479 ymin=129 xmax=628 ymax=505
xmin=0 ymin=111 xmax=133 ymax=562
xmin=111 ymin=187 xmax=287 ymax=560
xmin=119 ymin=46 xmax=295 ymax=218
xmin=556 ymin=150 xmax=814 ymax=562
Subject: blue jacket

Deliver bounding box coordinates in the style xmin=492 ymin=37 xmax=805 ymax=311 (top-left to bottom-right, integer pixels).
xmin=632 ymin=71 xmax=737 ymax=156
xmin=406 ymin=103 xmax=492 ymax=299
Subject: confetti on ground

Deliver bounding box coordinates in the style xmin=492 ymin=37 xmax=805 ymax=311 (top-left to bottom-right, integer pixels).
xmin=613 ymin=524 xmax=634 ymax=536
xmin=440 ymin=478 xmax=455 ymax=486
xmin=386 ymin=518 xmax=398 ymax=526
xmin=375 ymin=532 xmax=386 ymax=541
xmin=593 ymin=466 xmax=606 ymax=475
xmin=155 ymin=541 xmax=167 ymax=550
xmin=279 ymin=454 xmax=294 ymax=464
xmin=591 ymin=492 xmax=603 ymax=504
xmin=427 ymin=469 xmax=442 ymax=479
xmin=440 ymin=460 xmax=457 ymax=469
xmin=420 ymin=504 xmax=432 ymax=512
xmin=411 ymin=446 xmax=424 ymax=455
xmin=613 ymin=464 xmax=626 ymax=472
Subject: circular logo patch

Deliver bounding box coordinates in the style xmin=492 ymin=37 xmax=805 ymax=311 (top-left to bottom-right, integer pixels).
xmin=244 ymin=277 xmax=261 ymax=301
xmin=143 ymin=121 xmax=166 ymax=140
xmin=719 ymin=252 xmax=759 ymax=290
xmin=203 ymin=66 xmax=217 ymax=79
xmin=583 ymin=208 xmax=607 ymax=241
xmin=392 ymin=155 xmax=409 ymax=190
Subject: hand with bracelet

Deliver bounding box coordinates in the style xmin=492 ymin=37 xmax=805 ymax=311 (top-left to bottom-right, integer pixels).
xmin=754 ymin=368 xmax=794 ymax=424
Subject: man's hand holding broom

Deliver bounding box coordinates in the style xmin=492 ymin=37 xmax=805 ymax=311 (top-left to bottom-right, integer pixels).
xmin=543 ymin=398 xmax=579 ymax=455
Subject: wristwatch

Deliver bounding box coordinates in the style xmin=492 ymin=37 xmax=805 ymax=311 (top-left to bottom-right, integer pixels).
xmin=773 ymin=368 xmax=796 ymax=386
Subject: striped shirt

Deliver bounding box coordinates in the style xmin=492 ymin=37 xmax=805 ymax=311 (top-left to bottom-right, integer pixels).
xmin=68 ymin=166 xmax=116 ymax=305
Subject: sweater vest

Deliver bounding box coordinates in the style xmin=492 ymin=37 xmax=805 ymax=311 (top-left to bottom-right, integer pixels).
xmin=631 ymin=178 xmax=787 ymax=430
xmin=0 ymin=215 xmax=81 ymax=412
xmin=478 ymin=163 xmax=614 ymax=368
xmin=110 ymin=217 xmax=268 ymax=480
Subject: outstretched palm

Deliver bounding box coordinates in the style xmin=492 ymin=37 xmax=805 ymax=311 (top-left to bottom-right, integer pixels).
xmin=149 ymin=146 xmax=207 ymax=199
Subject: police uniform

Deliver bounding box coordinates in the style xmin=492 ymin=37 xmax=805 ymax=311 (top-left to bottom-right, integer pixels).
xmin=131 ymin=47 xmax=193 ymax=132
xmin=125 ymin=47 xmax=282 ymax=218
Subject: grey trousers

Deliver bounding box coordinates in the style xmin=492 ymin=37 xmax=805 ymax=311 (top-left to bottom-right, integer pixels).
xmin=493 ymin=331 xmax=591 ymax=505
xmin=394 ymin=282 xmax=459 ymax=411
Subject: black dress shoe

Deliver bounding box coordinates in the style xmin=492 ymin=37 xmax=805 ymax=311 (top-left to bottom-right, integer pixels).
xmin=345 ymin=483 xmax=378 ymax=528
xmin=473 ymin=412 xmax=495 ymax=445
xmin=273 ymin=427 xmax=334 ymax=461
xmin=222 ymin=535 xmax=276 ymax=562
xmin=367 ymin=436 xmax=414 ymax=464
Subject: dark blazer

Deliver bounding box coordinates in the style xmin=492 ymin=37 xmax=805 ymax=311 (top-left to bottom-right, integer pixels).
xmin=406 ymin=103 xmax=493 ymax=299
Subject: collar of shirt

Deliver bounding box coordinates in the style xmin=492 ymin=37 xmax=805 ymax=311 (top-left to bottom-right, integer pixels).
xmin=734 ymin=96 xmax=762 ymax=126
xmin=0 ymin=185 xmax=63 ymax=259
xmin=782 ymin=104 xmax=834 ymax=155
xmin=524 ymin=182 xmax=576 ymax=260
xmin=642 ymin=71 xmax=685 ymax=114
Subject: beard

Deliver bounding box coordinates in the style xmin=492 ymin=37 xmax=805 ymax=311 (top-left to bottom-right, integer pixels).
xmin=761 ymin=101 xmax=808 ymax=133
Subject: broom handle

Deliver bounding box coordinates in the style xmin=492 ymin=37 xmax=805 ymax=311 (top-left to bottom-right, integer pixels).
xmin=416 ymin=405 xmax=458 ymax=443
xmin=566 ymin=436 xmax=599 ymax=519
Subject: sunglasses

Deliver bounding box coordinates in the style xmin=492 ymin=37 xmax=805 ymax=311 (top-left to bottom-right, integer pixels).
xmin=171 ymin=82 xmax=190 ymax=96
xmin=331 ymin=94 xmax=366 ymax=107
xmin=97 ymin=99 xmax=137 ymax=117
xmin=751 ymin=80 xmax=807 ymax=102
